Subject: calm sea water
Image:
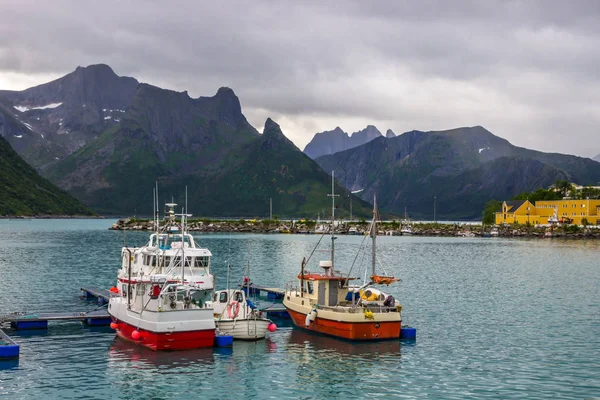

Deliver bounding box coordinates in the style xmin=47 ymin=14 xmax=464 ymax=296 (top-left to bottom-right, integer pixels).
xmin=0 ymin=219 xmax=599 ymax=399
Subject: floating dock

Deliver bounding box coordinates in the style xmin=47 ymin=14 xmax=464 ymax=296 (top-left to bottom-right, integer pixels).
xmin=242 ymin=284 xmax=285 ymax=300
xmin=0 ymin=310 xmax=112 ymax=330
xmin=259 ymin=303 xmax=290 ymax=319
xmin=0 ymin=329 xmax=19 ymax=359
xmin=80 ymin=287 xmax=111 ymax=305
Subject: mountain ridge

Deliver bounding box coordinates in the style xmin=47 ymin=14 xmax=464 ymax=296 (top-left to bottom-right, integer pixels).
xmin=303 ymin=125 xmax=384 ymax=159
xmin=42 ymin=75 xmax=371 ymax=217
xmin=0 ymin=64 xmax=139 ymax=169
xmin=315 ymin=126 xmax=600 ymax=219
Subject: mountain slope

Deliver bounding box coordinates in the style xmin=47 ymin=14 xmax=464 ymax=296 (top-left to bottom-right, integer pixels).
xmin=186 ymin=119 xmax=373 ymax=217
xmin=593 ymin=154 xmax=600 ymax=162
xmin=303 ymin=125 xmax=383 ymax=159
xmin=45 ymin=84 xmax=369 ymax=217
xmin=0 ymin=64 xmax=139 ymax=169
xmin=0 ymin=134 xmax=93 ymax=216
xmin=316 ymin=126 xmax=600 ymax=219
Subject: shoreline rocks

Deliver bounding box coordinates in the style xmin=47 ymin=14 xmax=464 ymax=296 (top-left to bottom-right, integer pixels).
xmin=109 ymin=218 xmax=600 ymax=239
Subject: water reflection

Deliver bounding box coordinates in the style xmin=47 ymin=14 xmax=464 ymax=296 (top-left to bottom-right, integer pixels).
xmin=108 ymin=337 xmax=215 ymax=369
xmin=287 ymin=328 xmax=402 ymax=359
xmin=0 ymin=359 xmax=19 ymax=371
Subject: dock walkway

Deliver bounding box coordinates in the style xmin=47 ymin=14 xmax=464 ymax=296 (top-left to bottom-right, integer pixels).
xmin=242 ymin=284 xmax=285 ymax=299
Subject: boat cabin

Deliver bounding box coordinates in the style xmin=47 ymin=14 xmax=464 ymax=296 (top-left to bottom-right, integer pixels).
xmin=212 ymin=289 xmax=257 ymax=320
xmin=296 ymin=261 xmax=356 ymax=308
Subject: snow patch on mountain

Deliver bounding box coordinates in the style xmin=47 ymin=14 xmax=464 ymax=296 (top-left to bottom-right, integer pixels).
xmin=13 ymin=102 xmax=63 ymax=112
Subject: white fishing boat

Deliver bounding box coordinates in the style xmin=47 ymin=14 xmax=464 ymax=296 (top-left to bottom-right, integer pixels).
xmin=108 ymin=192 xmax=216 ymax=351
xmin=548 ymin=208 xmax=560 ymax=224
xmin=213 ymin=288 xmax=274 ymax=340
xmin=400 ymin=207 xmax=413 ymax=235
xmin=400 ymin=225 xmax=413 ymax=236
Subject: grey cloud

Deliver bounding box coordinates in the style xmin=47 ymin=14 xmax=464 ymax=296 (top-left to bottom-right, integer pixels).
xmin=0 ymin=1 xmax=599 ymax=155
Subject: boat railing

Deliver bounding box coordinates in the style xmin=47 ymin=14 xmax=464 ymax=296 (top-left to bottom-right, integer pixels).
xmin=319 ymin=304 xmax=399 ymax=314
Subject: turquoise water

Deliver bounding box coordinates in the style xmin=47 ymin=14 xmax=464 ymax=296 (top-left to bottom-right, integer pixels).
xmin=0 ymin=219 xmax=599 ymax=399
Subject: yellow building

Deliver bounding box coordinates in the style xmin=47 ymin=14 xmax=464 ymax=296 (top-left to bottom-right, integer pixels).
xmin=495 ymin=199 xmax=600 ymax=225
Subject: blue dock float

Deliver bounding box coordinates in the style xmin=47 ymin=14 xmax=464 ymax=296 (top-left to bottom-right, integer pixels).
xmin=214 ymin=335 xmax=233 ymax=347
xmin=400 ymin=326 xmax=417 ymax=340
xmin=0 ymin=329 xmax=19 ymax=359
xmin=11 ymin=320 xmax=48 ymax=330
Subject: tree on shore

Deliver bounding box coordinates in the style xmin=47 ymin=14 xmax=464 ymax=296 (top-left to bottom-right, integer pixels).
xmin=482 ymin=200 xmax=502 ymax=224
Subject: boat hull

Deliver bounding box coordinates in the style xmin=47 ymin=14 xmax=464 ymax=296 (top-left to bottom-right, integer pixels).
xmin=114 ymin=319 xmax=214 ymax=351
xmin=215 ymin=318 xmax=271 ymax=340
xmin=286 ymin=308 xmax=401 ymax=341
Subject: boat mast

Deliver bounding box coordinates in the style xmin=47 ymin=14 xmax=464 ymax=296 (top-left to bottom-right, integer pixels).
xmin=246 ymin=240 xmax=251 ymax=301
xmin=327 ymin=171 xmax=338 ymax=269
xmin=181 ymin=207 xmax=185 ymax=285
xmin=371 ymin=194 xmax=378 ymax=277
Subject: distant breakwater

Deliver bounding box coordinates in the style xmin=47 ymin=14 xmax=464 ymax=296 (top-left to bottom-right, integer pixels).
xmin=109 ymin=218 xmax=600 ymax=239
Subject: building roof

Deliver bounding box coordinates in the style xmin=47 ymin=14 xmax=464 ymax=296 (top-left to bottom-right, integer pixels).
xmin=504 ymin=200 xmax=526 ymax=212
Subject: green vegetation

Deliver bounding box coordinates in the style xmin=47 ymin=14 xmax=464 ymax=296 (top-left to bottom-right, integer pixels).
xmin=482 ymin=200 xmax=502 ymax=224
xmin=0 ymin=136 xmax=94 ymax=216
xmin=511 ymin=188 xmax=562 ymax=202
xmin=511 ymin=180 xmax=600 ymax=202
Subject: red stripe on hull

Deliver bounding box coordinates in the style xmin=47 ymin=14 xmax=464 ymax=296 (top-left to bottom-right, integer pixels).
xmin=114 ymin=320 xmax=214 ymax=351
xmin=287 ymin=309 xmax=401 ymax=341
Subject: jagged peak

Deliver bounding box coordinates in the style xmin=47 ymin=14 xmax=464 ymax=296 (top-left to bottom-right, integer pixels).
xmin=75 ymin=63 xmax=116 ymax=75
xmin=386 ymin=129 xmax=396 ymax=138
xmin=135 ymin=83 xmax=187 ymax=97
xmin=263 ymin=118 xmax=281 ymax=135
xmin=351 ymin=125 xmax=382 ymax=137
xmin=216 ymin=87 xmax=236 ymax=97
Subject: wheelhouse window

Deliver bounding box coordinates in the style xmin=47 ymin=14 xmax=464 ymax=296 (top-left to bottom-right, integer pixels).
xmin=219 ymin=292 xmax=228 ymax=303
xmin=194 ymin=256 xmax=210 ymax=268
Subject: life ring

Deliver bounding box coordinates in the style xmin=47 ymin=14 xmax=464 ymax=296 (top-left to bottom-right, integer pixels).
xmin=227 ymin=301 xmax=241 ymax=319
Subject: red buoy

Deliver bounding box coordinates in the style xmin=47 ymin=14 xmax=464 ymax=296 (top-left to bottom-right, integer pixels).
xmin=268 ymin=323 xmax=277 ymax=332
xmin=110 ymin=322 xmax=118 ymax=330
xmin=131 ymin=330 xmax=141 ymax=340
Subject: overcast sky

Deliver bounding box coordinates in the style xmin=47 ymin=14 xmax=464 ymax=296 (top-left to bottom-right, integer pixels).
xmin=1 ymin=1 xmax=599 ymax=157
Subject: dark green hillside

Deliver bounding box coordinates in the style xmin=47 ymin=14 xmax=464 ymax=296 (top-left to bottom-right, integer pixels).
xmin=0 ymin=135 xmax=93 ymax=216
xmin=185 ymin=119 xmax=373 ymax=218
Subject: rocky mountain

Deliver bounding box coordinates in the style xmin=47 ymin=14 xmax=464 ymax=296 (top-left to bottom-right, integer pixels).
xmin=315 ymin=126 xmax=600 ymax=220
xmin=45 ymin=82 xmax=371 ymax=217
xmin=303 ymin=125 xmax=383 ymax=159
xmin=385 ymin=129 xmax=396 ymax=138
xmin=593 ymin=154 xmax=600 ymax=162
xmin=0 ymin=134 xmax=93 ymax=216
xmin=0 ymin=64 xmax=138 ymax=170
